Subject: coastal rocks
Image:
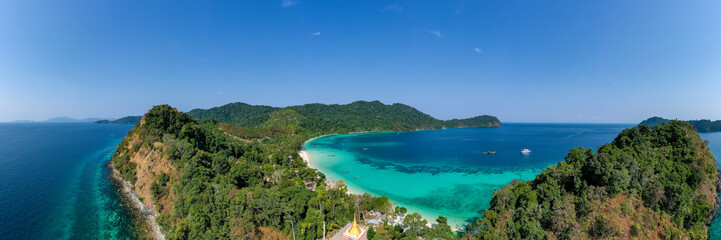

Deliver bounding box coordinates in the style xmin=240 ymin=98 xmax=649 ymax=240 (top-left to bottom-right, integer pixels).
xmin=109 ymin=163 xmax=165 ymax=240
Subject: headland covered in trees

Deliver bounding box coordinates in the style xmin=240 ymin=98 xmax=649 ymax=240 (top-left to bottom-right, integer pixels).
xmin=110 ymin=101 xmax=719 ymax=239
xmin=472 ymin=121 xmax=720 ymax=239
xmin=639 ymin=116 xmax=721 ymax=133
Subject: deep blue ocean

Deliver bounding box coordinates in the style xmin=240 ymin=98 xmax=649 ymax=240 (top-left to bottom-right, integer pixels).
xmin=0 ymin=123 xmax=139 ymax=240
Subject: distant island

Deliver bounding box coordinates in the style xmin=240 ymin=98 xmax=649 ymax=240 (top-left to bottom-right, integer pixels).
xmin=45 ymin=117 xmax=106 ymax=123
xmin=639 ymin=116 xmax=721 ymax=132
xmin=95 ymin=116 xmax=142 ymax=125
xmin=11 ymin=117 xmax=109 ymax=123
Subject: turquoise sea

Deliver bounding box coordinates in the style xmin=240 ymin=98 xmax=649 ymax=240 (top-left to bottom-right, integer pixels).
xmin=304 ymin=123 xmax=721 ymax=233
xmin=0 ymin=123 xmax=140 ymax=240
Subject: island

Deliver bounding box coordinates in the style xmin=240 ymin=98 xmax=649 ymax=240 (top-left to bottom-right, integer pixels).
xmin=45 ymin=117 xmax=105 ymax=123
xmin=110 ymin=102 xmax=718 ymax=240
xmin=95 ymin=115 xmax=142 ymax=125
xmin=111 ymin=101 xmax=499 ymax=239
xmin=639 ymin=116 xmax=721 ymax=132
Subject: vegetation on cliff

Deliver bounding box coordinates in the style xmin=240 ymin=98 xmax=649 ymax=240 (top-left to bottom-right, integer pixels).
xmin=639 ymin=116 xmax=721 ymax=132
xmin=469 ymin=121 xmax=719 ymax=239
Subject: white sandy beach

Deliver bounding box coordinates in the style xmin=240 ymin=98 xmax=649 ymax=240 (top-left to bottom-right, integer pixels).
xmin=298 ymin=150 xmax=313 ymax=168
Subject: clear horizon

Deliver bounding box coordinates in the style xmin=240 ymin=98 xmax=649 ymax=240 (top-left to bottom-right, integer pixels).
xmin=0 ymin=100 xmax=688 ymax=125
xmin=1 ymin=1 xmax=720 ymax=123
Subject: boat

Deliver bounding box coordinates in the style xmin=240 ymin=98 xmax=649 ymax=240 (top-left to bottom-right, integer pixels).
xmin=362 ymin=148 xmax=369 ymax=150
xmin=520 ymin=149 xmax=531 ymax=154
xmin=354 ymin=176 xmax=360 ymax=179
xmin=343 ymin=170 xmax=350 ymax=173
xmin=485 ymin=151 xmax=497 ymax=154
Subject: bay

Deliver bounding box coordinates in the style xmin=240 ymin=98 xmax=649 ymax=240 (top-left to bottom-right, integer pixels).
xmin=303 ymin=123 xmax=633 ymax=228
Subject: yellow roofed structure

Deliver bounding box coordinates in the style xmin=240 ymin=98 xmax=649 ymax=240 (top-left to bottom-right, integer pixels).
xmin=342 ymin=212 xmax=366 ymax=240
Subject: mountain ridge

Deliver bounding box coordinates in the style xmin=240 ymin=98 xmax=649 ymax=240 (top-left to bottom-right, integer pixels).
xmin=187 ymin=100 xmax=501 ymax=134
xmin=639 ymin=116 xmax=721 ymax=132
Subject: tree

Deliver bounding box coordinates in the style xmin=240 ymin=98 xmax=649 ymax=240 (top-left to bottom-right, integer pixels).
xmin=367 ymin=226 xmax=376 ymax=239
xmin=427 ymin=216 xmax=454 ymax=239
xmin=470 ymin=121 xmax=718 ymax=239
xmin=402 ymin=213 xmax=428 ymax=239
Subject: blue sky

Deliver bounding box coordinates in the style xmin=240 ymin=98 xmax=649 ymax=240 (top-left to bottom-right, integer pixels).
xmin=1 ymin=0 xmax=720 ymax=123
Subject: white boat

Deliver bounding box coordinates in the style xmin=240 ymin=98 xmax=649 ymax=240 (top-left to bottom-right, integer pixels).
xmin=520 ymin=148 xmax=531 ymax=154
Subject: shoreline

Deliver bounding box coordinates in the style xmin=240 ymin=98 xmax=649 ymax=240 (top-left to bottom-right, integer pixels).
xmin=299 ymin=134 xmax=468 ymax=231
xmin=108 ymin=163 xmax=165 ymax=240
xmin=298 ymin=150 xmax=314 ymax=168
xmin=297 ymin=126 xmax=511 ymax=231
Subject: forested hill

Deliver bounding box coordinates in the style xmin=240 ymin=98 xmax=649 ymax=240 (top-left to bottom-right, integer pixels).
xmin=639 ymin=116 xmax=721 ymax=132
xmin=112 ymin=105 xmax=357 ymax=239
xmin=187 ymin=101 xmax=500 ymax=134
xmin=95 ymin=115 xmax=142 ymax=125
xmin=471 ymin=121 xmax=720 ymax=239
xmin=111 ymin=105 xmax=460 ymax=239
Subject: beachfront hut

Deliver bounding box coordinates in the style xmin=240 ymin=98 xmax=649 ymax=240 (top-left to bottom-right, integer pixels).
xmin=367 ymin=219 xmax=381 ymax=226
xmin=304 ymin=181 xmax=317 ymax=191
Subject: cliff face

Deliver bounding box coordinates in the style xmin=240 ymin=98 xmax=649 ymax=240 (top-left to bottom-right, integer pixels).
xmin=112 ymin=116 xmax=177 ymax=215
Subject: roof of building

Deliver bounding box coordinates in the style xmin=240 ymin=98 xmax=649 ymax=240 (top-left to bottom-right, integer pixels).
xmin=342 ymin=212 xmax=366 ymax=240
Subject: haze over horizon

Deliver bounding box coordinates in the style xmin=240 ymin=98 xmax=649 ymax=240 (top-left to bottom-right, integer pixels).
xmin=1 ymin=101 xmax=699 ymax=124
xmin=1 ymin=0 xmax=720 ymax=123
